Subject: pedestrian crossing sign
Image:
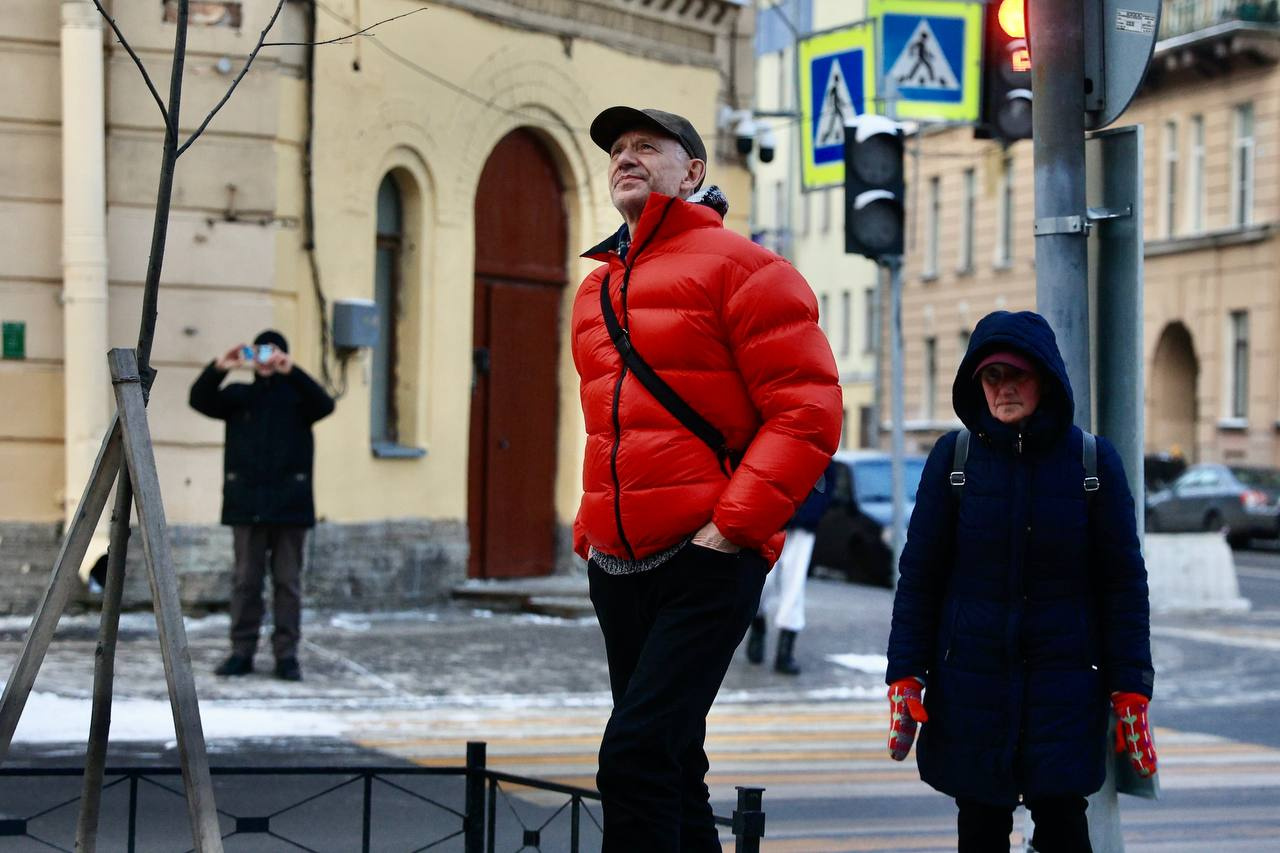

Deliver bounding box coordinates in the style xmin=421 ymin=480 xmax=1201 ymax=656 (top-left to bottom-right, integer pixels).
xmin=869 ymin=0 xmax=983 ymax=122
xmin=797 ymin=20 xmax=877 ymax=190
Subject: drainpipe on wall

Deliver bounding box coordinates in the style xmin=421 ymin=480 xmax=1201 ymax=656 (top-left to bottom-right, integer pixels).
xmin=61 ymin=0 xmax=111 ymax=581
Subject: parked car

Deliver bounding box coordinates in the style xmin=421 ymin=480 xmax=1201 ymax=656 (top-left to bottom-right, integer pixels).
xmin=810 ymin=450 xmax=927 ymax=587
xmin=1145 ymin=463 xmax=1280 ymax=548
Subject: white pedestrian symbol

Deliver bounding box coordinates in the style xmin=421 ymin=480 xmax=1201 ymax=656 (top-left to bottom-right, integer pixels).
xmin=887 ymin=18 xmax=959 ymax=91
xmin=815 ymin=58 xmax=856 ymax=148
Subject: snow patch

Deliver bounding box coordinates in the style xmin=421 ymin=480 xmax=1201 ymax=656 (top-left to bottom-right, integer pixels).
xmin=826 ymin=653 xmax=889 ymax=675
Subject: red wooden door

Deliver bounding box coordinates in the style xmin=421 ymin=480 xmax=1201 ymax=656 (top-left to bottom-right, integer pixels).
xmin=468 ymin=130 xmax=567 ymax=578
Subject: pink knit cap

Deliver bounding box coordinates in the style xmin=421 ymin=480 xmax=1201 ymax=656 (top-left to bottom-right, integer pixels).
xmin=972 ymin=350 xmax=1035 ymax=379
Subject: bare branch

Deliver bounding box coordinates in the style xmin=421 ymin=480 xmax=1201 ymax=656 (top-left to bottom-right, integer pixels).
xmin=91 ymin=0 xmax=171 ymax=131
xmin=262 ymin=7 xmax=428 ymax=47
xmin=176 ymin=0 xmax=288 ymax=158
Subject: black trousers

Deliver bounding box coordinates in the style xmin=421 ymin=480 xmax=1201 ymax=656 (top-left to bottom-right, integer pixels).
xmin=589 ymin=544 xmax=767 ymax=853
xmin=230 ymin=525 xmax=307 ymax=660
xmin=957 ymin=796 xmax=1092 ymax=853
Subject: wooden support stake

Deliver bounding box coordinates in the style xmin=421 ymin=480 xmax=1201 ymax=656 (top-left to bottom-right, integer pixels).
xmin=75 ymin=468 xmax=134 ymax=853
xmin=109 ymin=349 xmax=222 ymax=851
xmin=0 ymin=416 xmax=123 ymax=761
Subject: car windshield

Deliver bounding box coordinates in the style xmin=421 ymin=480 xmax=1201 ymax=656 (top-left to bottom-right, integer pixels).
xmin=1231 ymin=467 xmax=1280 ymax=491
xmin=853 ymin=459 xmax=926 ymax=503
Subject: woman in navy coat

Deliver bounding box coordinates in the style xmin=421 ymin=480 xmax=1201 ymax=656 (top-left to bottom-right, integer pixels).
xmin=885 ymin=311 xmax=1157 ymax=852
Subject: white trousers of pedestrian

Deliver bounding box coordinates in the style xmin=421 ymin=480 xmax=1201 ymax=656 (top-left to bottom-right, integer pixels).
xmin=758 ymin=528 xmax=815 ymax=633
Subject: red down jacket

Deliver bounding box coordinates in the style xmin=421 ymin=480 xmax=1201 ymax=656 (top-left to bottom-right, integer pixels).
xmin=571 ymin=191 xmax=842 ymax=566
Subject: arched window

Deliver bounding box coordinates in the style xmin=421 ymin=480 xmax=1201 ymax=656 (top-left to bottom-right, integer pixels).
xmin=372 ymin=174 xmax=405 ymax=451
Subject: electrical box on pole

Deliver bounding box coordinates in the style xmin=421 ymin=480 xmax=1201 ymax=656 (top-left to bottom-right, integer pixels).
xmin=843 ymin=115 xmax=905 ymax=261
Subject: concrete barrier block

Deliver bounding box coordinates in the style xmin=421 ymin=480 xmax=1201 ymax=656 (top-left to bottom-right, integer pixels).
xmin=1143 ymin=532 xmax=1251 ymax=613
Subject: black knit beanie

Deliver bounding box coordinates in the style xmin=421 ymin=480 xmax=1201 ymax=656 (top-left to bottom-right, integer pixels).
xmin=253 ymin=329 xmax=289 ymax=353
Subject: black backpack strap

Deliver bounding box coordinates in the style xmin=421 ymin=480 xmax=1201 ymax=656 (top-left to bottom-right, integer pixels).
xmin=1083 ymin=430 xmax=1100 ymax=499
xmin=950 ymin=428 xmax=970 ymax=500
xmin=599 ymin=272 xmax=740 ymax=475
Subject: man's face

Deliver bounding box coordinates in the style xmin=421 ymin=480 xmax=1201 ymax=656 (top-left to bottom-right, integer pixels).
xmin=608 ymin=129 xmax=704 ymax=223
xmin=980 ymin=363 xmax=1043 ymax=426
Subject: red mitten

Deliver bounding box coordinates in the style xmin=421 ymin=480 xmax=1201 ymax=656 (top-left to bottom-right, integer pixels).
xmin=1112 ymin=692 xmax=1158 ymax=777
xmin=888 ymin=677 xmax=929 ymax=761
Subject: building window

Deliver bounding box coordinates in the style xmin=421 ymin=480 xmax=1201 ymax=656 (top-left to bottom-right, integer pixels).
xmin=818 ymin=292 xmax=829 ymax=336
xmin=373 ymin=174 xmax=404 ymax=448
xmin=1233 ymin=103 xmax=1255 ymax=227
xmin=996 ymin=155 xmax=1013 ymax=266
xmin=863 ymin=287 xmax=876 ymax=353
xmin=1187 ymin=114 xmax=1205 ymax=233
xmin=859 ymin=405 xmax=875 ymax=448
xmin=774 ymin=178 xmax=787 ymax=255
xmin=800 ymin=190 xmax=811 ymax=237
xmin=821 ymin=187 xmax=832 ymax=233
xmin=1162 ymin=120 xmax=1178 ymax=238
xmin=839 ymin=290 xmax=851 ymax=357
xmin=959 ymin=167 xmax=975 ymax=272
xmin=1229 ymin=310 xmax=1249 ymax=419
xmin=923 ymin=336 xmax=937 ymax=420
xmin=959 ymin=328 xmax=971 ymax=363
xmin=924 ymin=176 xmax=941 ymax=278
xmin=841 ymin=406 xmax=851 ymax=449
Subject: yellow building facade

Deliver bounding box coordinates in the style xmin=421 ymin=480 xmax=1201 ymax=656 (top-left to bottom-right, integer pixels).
xmin=0 ymin=0 xmax=754 ymax=612
xmin=887 ymin=9 xmax=1280 ymax=473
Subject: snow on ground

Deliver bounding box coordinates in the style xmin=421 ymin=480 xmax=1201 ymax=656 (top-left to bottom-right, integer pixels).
xmin=5 ymin=687 xmax=345 ymax=744
xmin=826 ymin=653 xmax=889 ymax=675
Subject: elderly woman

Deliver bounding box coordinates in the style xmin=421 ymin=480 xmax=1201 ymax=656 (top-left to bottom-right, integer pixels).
xmin=885 ymin=311 xmax=1157 ymax=852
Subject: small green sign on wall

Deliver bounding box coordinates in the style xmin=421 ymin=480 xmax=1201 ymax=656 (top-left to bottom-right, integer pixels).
xmin=2 ymin=321 xmax=25 ymax=359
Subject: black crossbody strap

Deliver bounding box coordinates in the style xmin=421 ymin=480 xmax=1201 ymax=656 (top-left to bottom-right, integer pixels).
xmin=600 ymin=272 xmax=740 ymax=475
xmin=950 ymin=428 xmax=970 ymax=500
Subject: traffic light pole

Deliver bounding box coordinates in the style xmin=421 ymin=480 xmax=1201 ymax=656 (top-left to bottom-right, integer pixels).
xmin=1029 ymin=0 xmax=1090 ymax=429
xmin=887 ymin=254 xmax=905 ymax=586
xmin=1028 ymin=2 xmax=1125 ymax=850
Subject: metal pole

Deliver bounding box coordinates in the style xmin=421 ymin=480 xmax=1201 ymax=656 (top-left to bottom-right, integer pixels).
xmin=1029 ymin=0 xmax=1090 ymax=428
xmin=888 ymin=255 xmax=906 ymax=586
xmin=465 ymin=741 xmax=486 ymax=853
xmin=731 ymin=786 xmax=765 ymax=853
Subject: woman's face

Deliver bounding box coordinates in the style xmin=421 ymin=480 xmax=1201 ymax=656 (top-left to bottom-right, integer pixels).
xmin=980 ymin=363 xmax=1042 ymax=425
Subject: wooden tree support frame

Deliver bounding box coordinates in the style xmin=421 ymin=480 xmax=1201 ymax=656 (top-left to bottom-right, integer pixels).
xmin=0 ymin=349 xmax=223 ymax=852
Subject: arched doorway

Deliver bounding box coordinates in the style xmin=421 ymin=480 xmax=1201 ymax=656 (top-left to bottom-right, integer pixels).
xmin=468 ymin=129 xmax=567 ymax=578
xmin=1149 ymin=322 xmax=1199 ymax=462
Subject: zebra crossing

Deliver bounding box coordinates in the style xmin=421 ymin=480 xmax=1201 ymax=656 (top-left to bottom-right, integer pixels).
xmin=344 ymin=699 xmax=1280 ymax=851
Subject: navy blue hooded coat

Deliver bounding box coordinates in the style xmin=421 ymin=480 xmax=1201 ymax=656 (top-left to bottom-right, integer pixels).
xmin=886 ymin=311 xmax=1154 ymax=806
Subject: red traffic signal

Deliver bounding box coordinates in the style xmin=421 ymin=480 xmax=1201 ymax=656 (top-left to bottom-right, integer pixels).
xmin=998 ymin=0 xmax=1026 ymax=39
xmin=977 ymin=0 xmax=1032 ymax=142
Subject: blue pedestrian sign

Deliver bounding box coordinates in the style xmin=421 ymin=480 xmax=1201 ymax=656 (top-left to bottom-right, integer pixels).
xmin=797 ymin=21 xmax=877 ymax=189
xmin=869 ymin=0 xmax=982 ymax=122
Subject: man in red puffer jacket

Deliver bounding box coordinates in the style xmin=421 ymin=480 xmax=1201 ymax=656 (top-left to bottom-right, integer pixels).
xmin=573 ymin=106 xmax=842 ymax=852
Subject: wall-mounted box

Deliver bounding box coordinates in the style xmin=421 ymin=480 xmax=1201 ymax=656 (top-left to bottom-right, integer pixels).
xmin=2 ymin=322 xmax=25 ymax=359
xmin=332 ymin=299 xmax=378 ymax=351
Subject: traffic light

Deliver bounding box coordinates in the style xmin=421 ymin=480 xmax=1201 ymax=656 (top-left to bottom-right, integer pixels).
xmin=843 ymin=115 xmax=905 ymax=261
xmin=977 ymin=0 xmax=1032 ymax=143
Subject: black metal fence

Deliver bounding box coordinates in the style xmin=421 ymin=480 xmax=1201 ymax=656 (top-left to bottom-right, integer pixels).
xmin=0 ymin=742 xmax=765 ymax=852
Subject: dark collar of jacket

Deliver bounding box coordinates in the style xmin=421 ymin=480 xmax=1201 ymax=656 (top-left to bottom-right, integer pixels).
xmin=581 ymin=187 xmax=728 ymax=262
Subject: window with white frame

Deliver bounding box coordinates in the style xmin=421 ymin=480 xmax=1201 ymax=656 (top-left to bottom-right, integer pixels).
xmin=839 ymin=290 xmax=851 ymax=357
xmin=373 ymin=174 xmax=405 ymax=448
xmin=821 ymin=187 xmax=832 ymax=233
xmin=996 ymin=156 xmax=1013 ymax=266
xmin=774 ymin=179 xmax=786 ymax=254
xmin=925 ymin=175 xmax=941 ymax=278
xmin=818 ymin=291 xmax=829 ymax=336
xmin=959 ymin=167 xmax=976 ymax=272
xmin=1233 ymin=103 xmax=1255 ymax=227
xmin=1162 ymin=120 xmax=1178 ymax=238
xmin=923 ymin=336 xmax=937 ymax=420
xmin=800 ymin=189 xmax=811 ymax=237
xmin=959 ymin=328 xmax=971 ymax=362
xmin=1187 ymin=114 xmax=1205 ymax=233
xmin=1229 ymin=310 xmax=1249 ymax=419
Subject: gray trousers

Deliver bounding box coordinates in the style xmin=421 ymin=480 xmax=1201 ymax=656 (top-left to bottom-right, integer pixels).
xmin=230 ymin=525 xmax=306 ymax=659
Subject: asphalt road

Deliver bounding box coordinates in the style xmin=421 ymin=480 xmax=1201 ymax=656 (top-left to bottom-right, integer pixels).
xmin=4 ymin=547 xmax=1280 ymax=850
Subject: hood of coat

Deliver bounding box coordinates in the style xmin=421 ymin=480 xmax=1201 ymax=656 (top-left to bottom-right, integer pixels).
xmin=582 ymin=185 xmax=729 ymax=260
xmin=951 ymin=310 xmax=1074 ymax=448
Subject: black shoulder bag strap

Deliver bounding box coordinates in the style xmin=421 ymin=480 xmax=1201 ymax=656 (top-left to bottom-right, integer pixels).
xmin=950 ymin=428 xmax=971 ymax=501
xmin=600 ymin=272 xmax=741 ymax=476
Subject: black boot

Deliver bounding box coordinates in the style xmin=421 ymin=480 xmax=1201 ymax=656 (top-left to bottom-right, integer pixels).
xmin=746 ymin=616 xmax=766 ymax=664
xmin=215 ymin=653 xmax=253 ymax=677
xmin=774 ymin=630 xmax=801 ymax=675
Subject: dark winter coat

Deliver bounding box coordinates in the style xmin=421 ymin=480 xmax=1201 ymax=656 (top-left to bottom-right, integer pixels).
xmin=189 ymin=363 xmax=335 ymax=527
xmin=886 ymin=310 xmax=1154 ymax=807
